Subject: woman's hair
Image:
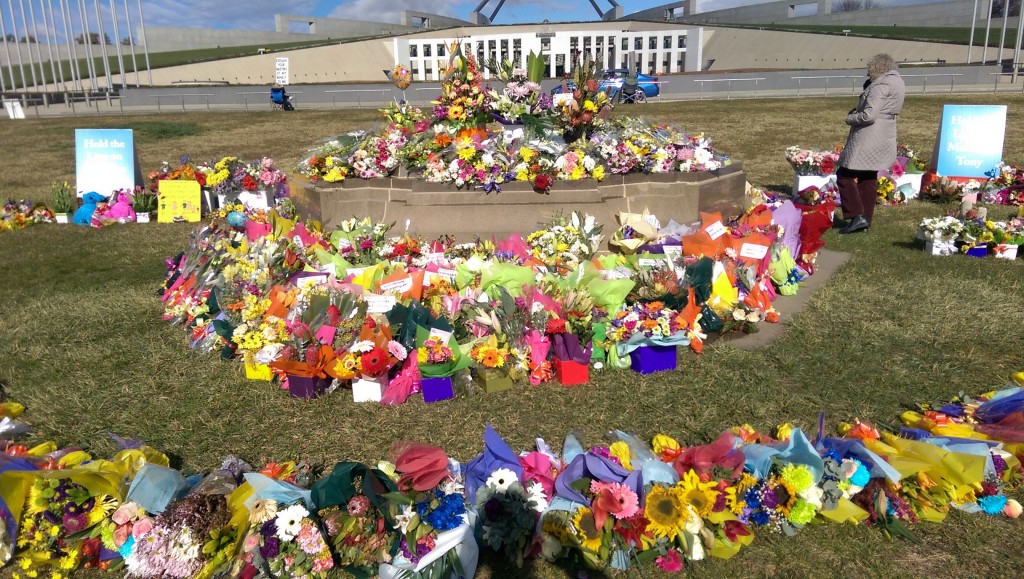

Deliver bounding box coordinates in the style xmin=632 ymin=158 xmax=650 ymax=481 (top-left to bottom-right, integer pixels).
xmin=867 ymin=54 xmax=897 ymax=80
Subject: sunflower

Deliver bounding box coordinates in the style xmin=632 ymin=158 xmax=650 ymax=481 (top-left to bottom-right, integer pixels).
xmin=571 ymin=507 xmax=604 ymax=552
xmin=644 ymin=485 xmax=686 ymax=539
xmin=678 ymin=470 xmax=720 ymax=518
xmin=772 ymin=478 xmax=799 ymax=516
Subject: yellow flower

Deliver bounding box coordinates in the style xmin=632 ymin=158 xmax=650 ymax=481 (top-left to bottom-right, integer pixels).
xmin=644 ymin=485 xmax=686 ymax=539
xmin=609 ymin=441 xmax=633 ymax=471
xmin=519 ymin=147 xmax=536 ymax=162
xmin=592 ymin=165 xmax=605 ymax=181
xmin=583 ymin=100 xmax=597 ymax=112
xmin=652 ymin=434 xmax=680 ymax=456
xmin=570 ymin=167 xmax=584 ymax=180
xmin=515 ymin=168 xmax=529 ymax=181
xmin=677 ymin=470 xmax=719 ymax=517
xmin=571 ymin=507 xmax=603 ymax=552
xmin=458 ymin=147 xmax=476 ymax=161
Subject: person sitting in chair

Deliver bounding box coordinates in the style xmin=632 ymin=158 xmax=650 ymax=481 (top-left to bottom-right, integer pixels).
xmin=270 ymin=84 xmax=294 ymax=111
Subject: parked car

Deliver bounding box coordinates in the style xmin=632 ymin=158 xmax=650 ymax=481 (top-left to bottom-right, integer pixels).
xmin=550 ymin=69 xmax=660 ymax=101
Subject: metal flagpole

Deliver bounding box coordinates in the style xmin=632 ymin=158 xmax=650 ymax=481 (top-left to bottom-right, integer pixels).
xmin=6 ymin=0 xmax=27 ymax=90
xmin=1 ymin=6 xmax=19 ymax=90
xmin=17 ymin=0 xmax=39 ymax=89
xmin=121 ymin=0 xmax=138 ymax=86
xmin=968 ymin=0 xmax=979 ymax=62
xmin=44 ymin=0 xmax=66 ymax=91
xmin=27 ymin=0 xmax=51 ymax=88
xmin=1012 ymin=6 xmax=1024 ymax=83
xmin=107 ymin=0 xmax=124 ymax=87
xmin=998 ymin=0 xmax=1009 ymax=64
xmin=983 ymin=0 xmax=994 ymax=63
xmin=59 ymin=0 xmax=81 ymax=90
xmin=135 ymin=0 xmax=150 ymax=85
xmin=79 ymin=0 xmax=97 ymax=88
xmin=92 ymin=0 xmax=111 ymax=90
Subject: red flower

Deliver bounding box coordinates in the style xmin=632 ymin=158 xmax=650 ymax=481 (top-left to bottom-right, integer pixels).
xmin=195 ymin=172 xmax=207 ymax=186
xmin=242 ymin=175 xmax=258 ymax=191
xmin=534 ymin=174 xmax=552 ymax=192
xmin=546 ymin=318 xmax=566 ymax=334
xmin=723 ymin=520 xmax=751 ymax=543
xmin=360 ymin=346 xmax=388 ymax=376
xmin=820 ymin=156 xmax=835 ymax=175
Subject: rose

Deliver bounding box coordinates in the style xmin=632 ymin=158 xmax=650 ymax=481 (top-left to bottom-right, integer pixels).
xmin=534 ymin=174 xmax=552 ymax=192
xmin=242 ymin=175 xmax=258 ymax=191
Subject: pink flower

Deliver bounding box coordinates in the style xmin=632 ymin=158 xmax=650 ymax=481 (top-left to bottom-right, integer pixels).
xmin=347 ymin=495 xmax=371 ymax=516
xmin=242 ymin=532 xmax=261 ymax=553
xmin=113 ymin=524 xmax=132 ymax=548
xmin=388 ymin=340 xmax=408 ymax=361
xmin=589 ymin=481 xmax=639 ymax=529
xmin=112 ymin=503 xmax=138 ymax=526
xmin=132 ymin=517 xmax=154 ymax=538
xmin=656 ymin=549 xmax=683 ymax=572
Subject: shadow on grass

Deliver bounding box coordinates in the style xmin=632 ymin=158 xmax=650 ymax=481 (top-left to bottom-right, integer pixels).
xmin=891 ymin=239 xmax=924 ymax=250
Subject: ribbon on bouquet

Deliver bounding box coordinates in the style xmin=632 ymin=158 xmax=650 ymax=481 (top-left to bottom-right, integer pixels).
xmin=476 ymin=181 xmax=502 ymax=194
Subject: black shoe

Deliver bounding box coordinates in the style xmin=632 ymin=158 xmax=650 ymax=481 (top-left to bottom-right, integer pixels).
xmin=839 ymin=215 xmax=870 ymax=234
xmin=833 ymin=217 xmax=851 ymax=229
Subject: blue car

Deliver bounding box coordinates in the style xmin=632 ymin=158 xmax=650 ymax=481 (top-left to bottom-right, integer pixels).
xmin=551 ymin=69 xmax=660 ymax=102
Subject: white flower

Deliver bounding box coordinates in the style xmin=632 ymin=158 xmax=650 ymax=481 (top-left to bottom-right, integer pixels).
xmin=526 ymin=481 xmax=549 ymax=512
xmin=254 ymin=343 xmax=285 ymax=365
xmin=485 ymin=468 xmax=519 ymax=493
xmin=274 ymin=504 xmax=309 ymax=541
xmin=232 ymin=323 xmax=249 ymax=339
xmin=393 ymin=504 xmax=415 ymax=534
xmin=440 ymin=477 xmax=465 ymax=496
xmin=349 ymin=340 xmax=375 ymax=353
xmin=799 ymin=486 xmax=824 ymax=510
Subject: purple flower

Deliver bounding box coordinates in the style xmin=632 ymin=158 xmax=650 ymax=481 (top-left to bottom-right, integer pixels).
xmin=484 ymin=497 xmax=506 ymax=521
xmin=259 ymin=535 xmax=280 ymax=559
xmin=761 ymin=488 xmax=780 ymax=509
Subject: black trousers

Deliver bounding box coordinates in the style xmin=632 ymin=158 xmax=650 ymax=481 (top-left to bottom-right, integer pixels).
xmin=836 ymin=167 xmax=878 ymax=222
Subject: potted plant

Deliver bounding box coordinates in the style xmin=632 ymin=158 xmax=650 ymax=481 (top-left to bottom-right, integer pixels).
xmin=51 ymin=181 xmax=75 ymax=224
xmin=133 ymin=190 xmax=158 ymax=223
xmin=991 ymin=218 xmax=1024 ymax=260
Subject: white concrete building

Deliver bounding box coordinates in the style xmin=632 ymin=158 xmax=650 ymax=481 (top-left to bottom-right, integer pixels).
xmin=394 ymin=25 xmax=703 ymax=81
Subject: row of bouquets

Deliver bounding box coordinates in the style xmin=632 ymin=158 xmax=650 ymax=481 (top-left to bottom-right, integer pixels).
xmin=160 ymin=200 xmax=835 ymax=404
xmin=2 ymin=375 xmax=1023 ymax=577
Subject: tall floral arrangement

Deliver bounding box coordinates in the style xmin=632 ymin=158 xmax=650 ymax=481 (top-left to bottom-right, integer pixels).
xmin=433 ymin=43 xmax=492 ymax=131
xmin=555 ymin=59 xmax=612 ymax=143
xmin=785 ymin=146 xmax=839 ymax=176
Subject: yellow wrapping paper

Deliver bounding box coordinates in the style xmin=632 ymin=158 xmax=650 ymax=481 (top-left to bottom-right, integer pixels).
xmin=865 ymin=433 xmax=987 ymax=486
xmin=818 ymin=498 xmax=869 ymax=523
xmin=707 ymin=266 xmax=738 ymax=317
xmin=195 ymin=481 xmax=254 ymax=579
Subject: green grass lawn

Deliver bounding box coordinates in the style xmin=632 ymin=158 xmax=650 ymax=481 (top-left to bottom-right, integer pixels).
xmin=1 ymin=96 xmax=1023 ymax=576
xmin=719 ymin=23 xmax=1017 ymax=49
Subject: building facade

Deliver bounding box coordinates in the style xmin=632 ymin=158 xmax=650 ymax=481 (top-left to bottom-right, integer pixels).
xmin=394 ymin=25 xmax=703 ymax=81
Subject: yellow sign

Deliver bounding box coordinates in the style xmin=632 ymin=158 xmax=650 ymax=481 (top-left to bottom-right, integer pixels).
xmin=157 ymin=180 xmax=202 ymax=223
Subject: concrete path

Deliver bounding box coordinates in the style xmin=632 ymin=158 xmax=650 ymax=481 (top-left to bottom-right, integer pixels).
xmin=714 ymin=248 xmax=851 ymax=350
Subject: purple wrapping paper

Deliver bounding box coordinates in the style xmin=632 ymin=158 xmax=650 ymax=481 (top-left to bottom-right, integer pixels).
xmin=464 ymin=424 xmax=525 ymax=503
xmin=771 ymin=200 xmax=803 ymax=260
xmin=552 ymin=333 xmax=592 ymax=365
xmin=555 ymin=453 xmax=644 ymax=507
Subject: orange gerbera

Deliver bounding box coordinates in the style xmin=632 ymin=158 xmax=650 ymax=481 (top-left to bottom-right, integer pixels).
xmin=640 ymin=319 xmax=660 ymax=330
xmin=646 ymin=301 xmax=665 ymax=311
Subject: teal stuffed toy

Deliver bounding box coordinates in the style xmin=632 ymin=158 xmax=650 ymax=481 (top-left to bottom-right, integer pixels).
xmin=73 ymin=191 xmax=106 ymax=226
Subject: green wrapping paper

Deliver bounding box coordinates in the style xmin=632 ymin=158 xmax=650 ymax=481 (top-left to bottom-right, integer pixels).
xmin=415 ymin=325 xmax=476 ymax=378
xmin=479 ymin=262 xmax=535 ymax=298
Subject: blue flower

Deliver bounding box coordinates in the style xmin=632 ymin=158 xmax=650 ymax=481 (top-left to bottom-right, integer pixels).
xmin=750 ymin=510 xmax=771 ymax=526
xmin=744 ymin=488 xmax=762 ymax=509
xmin=850 ymin=461 xmax=870 ymax=488
xmin=979 ymin=495 xmax=1008 ymax=515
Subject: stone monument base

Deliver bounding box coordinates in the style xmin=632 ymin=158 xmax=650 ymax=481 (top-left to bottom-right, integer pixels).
xmin=293 ymin=163 xmax=747 ymax=247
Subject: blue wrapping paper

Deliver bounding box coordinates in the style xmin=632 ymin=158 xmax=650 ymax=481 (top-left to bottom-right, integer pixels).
xmin=818 ymin=438 xmax=902 ymax=483
xmin=125 ymin=462 xmax=191 ymax=514
xmin=608 ymin=430 xmax=679 ymax=485
xmin=464 ymin=424 xmax=525 ymax=503
xmin=975 ymin=389 xmax=1024 ymax=423
xmin=243 ymin=473 xmax=314 ymax=509
xmin=742 ymin=428 xmax=825 ymax=483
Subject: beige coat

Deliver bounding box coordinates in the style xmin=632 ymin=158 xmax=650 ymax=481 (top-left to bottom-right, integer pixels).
xmin=837 ymin=70 xmax=906 ymax=171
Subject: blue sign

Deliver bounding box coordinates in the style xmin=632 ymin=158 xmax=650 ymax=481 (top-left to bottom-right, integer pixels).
xmin=934 ymin=105 xmax=1006 ymax=178
xmin=75 ymin=129 xmax=138 ymax=197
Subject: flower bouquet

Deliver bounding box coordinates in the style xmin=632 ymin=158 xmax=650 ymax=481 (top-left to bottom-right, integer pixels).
xmin=433 ymin=43 xmax=493 ymax=133
xmin=555 ymin=59 xmax=612 ymax=144
xmin=51 ymin=181 xmax=76 ymax=223
xmin=0 ymin=199 xmax=54 ymax=233
xmin=785 ymin=146 xmax=839 ymax=176
xmin=338 ymin=319 xmax=408 ymax=403
xmin=298 ymin=133 xmax=366 ymax=183
xmin=310 ymin=462 xmax=398 ymax=575
xmin=475 ymin=467 xmax=548 ymax=567
xmin=485 ymin=52 xmax=549 ymax=126
xmin=526 ymin=211 xmax=603 ymax=272
xmin=124 ymin=492 xmax=236 ymax=578
xmin=379 ymin=444 xmax=477 ymax=579
xmin=992 ymin=217 xmax=1024 ymax=259
xmin=918 ymin=216 xmax=964 ymax=256
xmin=470 ymin=335 xmax=513 ymax=393
xmin=416 ymin=325 xmax=474 ymax=403
xmin=607 ymin=302 xmax=688 ymax=374
xmin=238 ymin=500 xmax=334 ymax=578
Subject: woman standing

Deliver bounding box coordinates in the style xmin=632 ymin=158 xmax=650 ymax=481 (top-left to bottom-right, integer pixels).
xmin=836 ymin=54 xmax=906 ymax=234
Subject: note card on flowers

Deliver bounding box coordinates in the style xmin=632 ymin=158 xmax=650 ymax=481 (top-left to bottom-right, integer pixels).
xmin=157 ymin=180 xmax=201 ymax=223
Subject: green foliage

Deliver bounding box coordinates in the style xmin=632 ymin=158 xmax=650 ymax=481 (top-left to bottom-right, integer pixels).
xmin=50 ymin=180 xmax=75 ymax=213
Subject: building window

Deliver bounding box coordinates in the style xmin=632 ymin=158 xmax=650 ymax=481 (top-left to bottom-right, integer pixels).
xmin=542 ymin=37 xmax=550 ymax=50
xmin=438 ymin=43 xmax=445 ymax=56
xmin=411 ymin=63 xmax=420 ymax=77
xmin=424 ymin=44 xmax=431 ymax=57
xmin=622 ymin=55 xmax=629 ymax=67
xmin=634 ymin=37 xmax=642 ymax=50
xmin=677 ymin=35 xmax=686 ymax=49
xmin=488 ymin=39 xmax=496 ymax=50
xmin=662 ymin=59 xmax=669 ymax=72
xmin=648 ymin=36 xmax=657 ymax=50
xmin=513 ymin=38 xmax=521 ymax=49
xmin=677 ymin=55 xmax=685 ymax=71
xmin=663 ymin=36 xmax=671 ymax=49
xmin=621 ymin=37 xmax=628 ymax=50
xmin=425 ymin=65 xmax=433 ymax=76
xmin=409 ymin=44 xmax=418 ymax=58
